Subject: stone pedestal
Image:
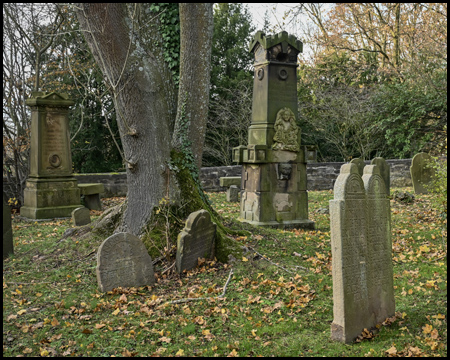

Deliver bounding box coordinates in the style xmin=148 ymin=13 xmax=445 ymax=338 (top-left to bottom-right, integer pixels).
xmin=20 ymin=92 xmax=80 ymax=219
xmin=233 ymin=31 xmax=314 ymax=229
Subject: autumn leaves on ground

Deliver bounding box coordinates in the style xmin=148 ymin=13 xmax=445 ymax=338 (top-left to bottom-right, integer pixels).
xmin=3 ymin=188 xmax=447 ymax=357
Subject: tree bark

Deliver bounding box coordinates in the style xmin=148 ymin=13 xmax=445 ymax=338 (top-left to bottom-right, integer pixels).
xmin=172 ymin=3 xmax=214 ymax=170
xmin=75 ymin=3 xmax=177 ymax=235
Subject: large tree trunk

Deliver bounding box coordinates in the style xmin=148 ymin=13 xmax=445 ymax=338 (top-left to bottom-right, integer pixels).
xmin=75 ymin=4 xmax=177 ymax=235
xmin=172 ymin=4 xmax=214 ymax=170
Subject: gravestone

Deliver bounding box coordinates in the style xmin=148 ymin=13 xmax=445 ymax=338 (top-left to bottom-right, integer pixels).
xmin=330 ymin=163 xmax=394 ymax=343
xmin=96 ymin=232 xmax=155 ymax=292
xmin=410 ymin=152 xmax=435 ymax=194
xmin=350 ymin=158 xmax=365 ymax=176
xmin=176 ymin=210 xmax=216 ymax=273
xmin=71 ymin=207 xmax=91 ymax=226
xmin=3 ymin=195 xmax=14 ymax=259
xmin=226 ymin=185 xmax=239 ymax=202
xmin=20 ymin=92 xmax=81 ymax=219
xmin=232 ymin=31 xmax=314 ymax=229
xmin=362 ymin=165 xmax=395 ymax=325
xmin=371 ymin=157 xmax=390 ymax=194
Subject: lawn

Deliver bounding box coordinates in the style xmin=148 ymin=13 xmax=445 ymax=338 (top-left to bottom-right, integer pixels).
xmin=3 ymin=188 xmax=447 ymax=357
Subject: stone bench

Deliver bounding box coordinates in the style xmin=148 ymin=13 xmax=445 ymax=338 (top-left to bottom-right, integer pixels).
xmin=219 ymin=176 xmax=241 ymax=188
xmin=78 ymin=183 xmax=105 ymax=211
xmin=219 ymin=177 xmax=241 ymax=202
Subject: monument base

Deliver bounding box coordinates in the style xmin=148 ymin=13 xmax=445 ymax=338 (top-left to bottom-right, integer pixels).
xmin=238 ymin=218 xmax=315 ymax=230
xmin=20 ymin=177 xmax=81 ymax=219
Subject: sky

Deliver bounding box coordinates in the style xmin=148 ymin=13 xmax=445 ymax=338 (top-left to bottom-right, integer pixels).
xmin=243 ymin=3 xmax=313 ymax=59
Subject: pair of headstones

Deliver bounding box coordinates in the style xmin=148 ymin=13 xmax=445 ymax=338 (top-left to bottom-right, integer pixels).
xmin=350 ymin=157 xmax=390 ymax=193
xmin=96 ymin=210 xmax=216 ymax=292
xmin=330 ymin=163 xmax=395 ymax=343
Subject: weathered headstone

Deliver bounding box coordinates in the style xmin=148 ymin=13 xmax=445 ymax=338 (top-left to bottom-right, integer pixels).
xmin=232 ymin=31 xmax=314 ymax=229
xmin=71 ymin=207 xmax=91 ymax=226
xmin=350 ymin=158 xmax=365 ymax=176
xmin=3 ymin=195 xmax=14 ymax=259
xmin=330 ymin=163 xmax=369 ymax=343
xmin=410 ymin=152 xmax=435 ymax=194
xmin=330 ymin=163 xmax=395 ymax=343
xmin=176 ymin=210 xmax=216 ymax=273
xmin=371 ymin=157 xmax=390 ymax=194
xmin=96 ymin=232 xmax=155 ymax=292
xmin=362 ymin=165 xmax=395 ymax=325
xmin=20 ymin=92 xmax=81 ymax=219
xmin=226 ymin=185 xmax=239 ymax=202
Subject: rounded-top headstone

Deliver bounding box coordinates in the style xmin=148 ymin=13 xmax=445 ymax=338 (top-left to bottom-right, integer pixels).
xmin=71 ymin=207 xmax=91 ymax=226
xmin=410 ymin=152 xmax=435 ymax=194
xmin=96 ymin=232 xmax=155 ymax=292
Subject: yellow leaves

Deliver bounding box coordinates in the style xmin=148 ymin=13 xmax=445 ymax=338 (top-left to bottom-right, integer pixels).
xmin=419 ymin=244 xmax=430 ymax=253
xmin=228 ymin=348 xmax=238 ymax=357
xmin=112 ymin=308 xmax=120 ymax=316
xmin=51 ymin=317 xmax=60 ymax=327
xmin=175 ymin=349 xmax=185 ymax=356
xmin=385 ymin=345 xmax=397 ymax=355
xmin=422 ymin=323 xmax=433 ymax=334
xmin=40 ymin=348 xmax=49 ymax=356
xmin=95 ymin=323 xmax=106 ymax=329
xmin=432 ymin=313 xmax=445 ymax=320
xmin=15 ymin=288 xmax=22 ymax=295
xmin=242 ymin=256 xmax=249 ymax=262
xmin=159 ymin=336 xmax=172 ymax=343
xmin=17 ymin=309 xmax=27 ymax=316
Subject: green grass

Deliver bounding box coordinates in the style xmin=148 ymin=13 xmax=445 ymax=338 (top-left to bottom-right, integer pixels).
xmin=3 ymin=188 xmax=447 ymax=357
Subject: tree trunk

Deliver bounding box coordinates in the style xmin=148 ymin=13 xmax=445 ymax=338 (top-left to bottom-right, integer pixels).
xmin=75 ymin=4 xmax=177 ymax=235
xmin=172 ymin=3 xmax=214 ymax=170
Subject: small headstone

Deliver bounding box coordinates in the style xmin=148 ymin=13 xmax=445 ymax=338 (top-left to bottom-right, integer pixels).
xmin=329 ymin=163 xmax=395 ymax=343
xmin=226 ymin=185 xmax=239 ymax=202
xmin=410 ymin=152 xmax=436 ymax=194
xmin=72 ymin=207 xmax=91 ymax=226
xmin=3 ymin=196 xmax=14 ymax=259
xmin=176 ymin=210 xmax=216 ymax=273
xmin=96 ymin=232 xmax=155 ymax=292
xmin=350 ymin=158 xmax=365 ymax=176
xmin=371 ymin=157 xmax=390 ymax=194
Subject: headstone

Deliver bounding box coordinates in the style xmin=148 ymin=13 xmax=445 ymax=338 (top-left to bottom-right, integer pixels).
xmin=3 ymin=195 xmax=14 ymax=259
xmin=350 ymin=158 xmax=365 ymax=176
xmin=176 ymin=210 xmax=216 ymax=273
xmin=226 ymin=185 xmax=239 ymax=202
xmin=96 ymin=232 xmax=155 ymax=292
xmin=410 ymin=152 xmax=436 ymax=194
xmin=362 ymin=165 xmax=395 ymax=325
xmin=71 ymin=207 xmax=91 ymax=226
xmin=232 ymin=31 xmax=314 ymax=229
xmin=371 ymin=157 xmax=390 ymax=194
xmin=329 ymin=163 xmax=394 ymax=343
xmin=20 ymin=92 xmax=81 ymax=219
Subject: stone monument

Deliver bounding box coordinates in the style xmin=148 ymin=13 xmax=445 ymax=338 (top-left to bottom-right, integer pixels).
xmin=233 ymin=31 xmax=314 ymax=229
xmin=176 ymin=210 xmax=216 ymax=273
xmin=96 ymin=232 xmax=155 ymax=292
xmin=410 ymin=152 xmax=436 ymax=194
xmin=350 ymin=158 xmax=365 ymax=177
xmin=371 ymin=157 xmax=390 ymax=194
xmin=20 ymin=92 xmax=80 ymax=219
xmin=330 ymin=163 xmax=394 ymax=343
xmin=71 ymin=207 xmax=91 ymax=226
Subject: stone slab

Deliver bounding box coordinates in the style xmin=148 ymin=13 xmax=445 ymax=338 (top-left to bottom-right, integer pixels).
xmin=220 ymin=176 xmax=241 ymax=187
xmin=96 ymin=232 xmax=155 ymax=292
xmin=176 ymin=210 xmax=216 ymax=273
xmin=78 ymin=183 xmax=105 ymax=195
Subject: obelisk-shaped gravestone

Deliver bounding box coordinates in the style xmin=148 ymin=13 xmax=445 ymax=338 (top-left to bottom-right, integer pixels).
xmin=232 ymin=31 xmax=314 ymax=229
xmin=20 ymin=92 xmax=80 ymax=219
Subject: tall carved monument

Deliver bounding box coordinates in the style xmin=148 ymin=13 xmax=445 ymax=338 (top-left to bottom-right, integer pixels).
xmin=233 ymin=31 xmax=314 ymax=229
xmin=20 ymin=92 xmax=80 ymax=219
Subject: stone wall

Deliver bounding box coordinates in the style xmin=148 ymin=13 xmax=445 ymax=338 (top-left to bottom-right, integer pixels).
xmin=3 ymin=159 xmax=414 ymax=200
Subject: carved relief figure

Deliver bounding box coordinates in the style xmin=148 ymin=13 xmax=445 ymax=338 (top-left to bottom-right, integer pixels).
xmin=272 ymin=107 xmax=299 ymax=152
